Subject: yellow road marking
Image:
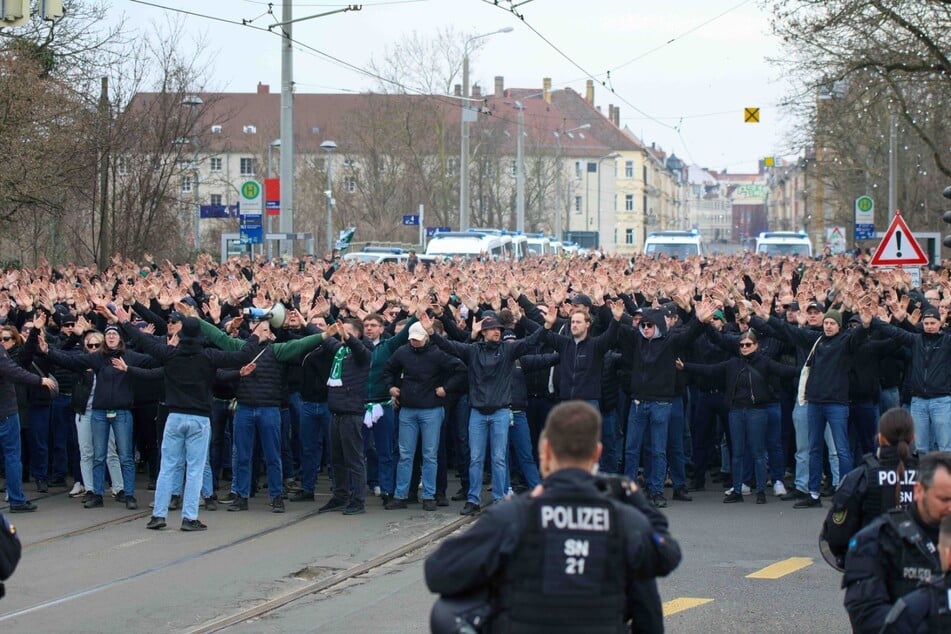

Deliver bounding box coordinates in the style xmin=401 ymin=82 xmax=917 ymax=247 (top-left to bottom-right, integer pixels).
xmin=662 ymin=597 xmax=714 ymax=616
xmin=746 ymin=557 xmax=814 ymax=579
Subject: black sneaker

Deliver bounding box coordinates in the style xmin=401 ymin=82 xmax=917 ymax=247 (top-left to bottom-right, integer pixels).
xmin=181 ymin=518 xmax=208 ymax=532
xmin=450 ymin=489 xmax=468 ymax=502
xmin=422 ymin=499 xmax=437 ymax=512
xmin=384 ymin=498 xmax=408 ymax=510
xmin=794 ymin=495 xmax=822 ymax=509
xmin=114 ymin=491 xmax=126 ymax=503
xmin=342 ymin=502 xmax=365 ymax=516
xmin=723 ymin=491 xmax=743 ymax=504
xmin=35 ymin=480 xmax=48 ymax=493
xmin=82 ymin=491 xmax=96 ymax=504
xmin=651 ymin=494 xmax=668 ymax=508
xmin=204 ymin=497 xmax=218 ymax=511
xmin=169 ymin=495 xmax=182 ymax=510
xmin=288 ymin=491 xmax=315 ymax=502
xmin=435 ymin=494 xmax=450 ymax=507
xmin=146 ymin=516 xmax=166 ymax=530
xmin=380 ymin=494 xmax=392 ymax=506
xmin=756 ymin=491 xmax=767 ymax=505
xmin=9 ymin=501 xmax=37 ymax=513
xmin=84 ymin=494 xmax=104 ymax=508
xmin=318 ymin=497 xmax=348 ymax=514
xmin=672 ymin=487 xmax=693 ymax=502
xmin=227 ymin=496 xmax=248 ymax=511
xmin=780 ymin=489 xmax=809 ymax=502
xmin=221 ymin=492 xmax=238 ymax=504
xmin=270 ymin=496 xmax=285 ymax=513
xmin=460 ymin=502 xmax=481 ymax=516
xmin=125 ymin=496 xmax=138 ymax=510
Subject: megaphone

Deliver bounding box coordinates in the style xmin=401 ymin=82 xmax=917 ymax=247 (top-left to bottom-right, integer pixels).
xmin=242 ymin=302 xmax=286 ymax=329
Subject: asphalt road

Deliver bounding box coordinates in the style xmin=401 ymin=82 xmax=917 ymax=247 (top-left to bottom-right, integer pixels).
xmin=0 ymin=478 xmax=849 ymax=633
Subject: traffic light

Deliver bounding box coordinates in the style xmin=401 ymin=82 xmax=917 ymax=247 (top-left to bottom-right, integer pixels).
xmin=944 ymin=186 xmax=951 ymax=248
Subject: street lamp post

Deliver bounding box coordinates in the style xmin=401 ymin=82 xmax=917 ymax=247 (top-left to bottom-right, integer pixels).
xmin=181 ymin=94 xmax=203 ymax=251
xmin=553 ymin=123 xmax=590 ymax=243
xmin=266 ymin=139 xmax=281 ymax=259
xmin=596 ymin=153 xmax=620 ymax=251
xmin=321 ymin=140 xmax=337 ymax=256
xmin=459 ymin=26 xmax=513 ymax=231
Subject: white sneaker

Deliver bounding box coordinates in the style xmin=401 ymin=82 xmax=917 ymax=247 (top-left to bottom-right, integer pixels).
xmin=725 ymin=485 xmax=751 ymax=495
xmin=773 ymin=481 xmax=788 ymax=497
xmin=68 ymin=482 xmax=86 ymax=498
xmin=372 ymin=486 xmax=381 ymax=497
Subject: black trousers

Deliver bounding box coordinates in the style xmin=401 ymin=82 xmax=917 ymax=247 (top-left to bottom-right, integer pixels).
xmin=330 ymin=413 xmax=365 ymax=505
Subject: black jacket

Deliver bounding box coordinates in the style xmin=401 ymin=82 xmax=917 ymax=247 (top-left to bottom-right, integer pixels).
xmin=542 ymin=318 xmax=619 ymax=402
xmin=323 ymin=335 xmax=371 ymax=415
xmin=511 ymin=352 xmax=560 ymax=410
xmin=618 ymin=309 xmax=702 ymax=402
xmin=873 ymin=321 xmax=951 ymax=399
xmin=0 ymin=347 xmax=43 ymax=418
xmin=682 ymin=351 xmax=799 ymax=408
xmin=46 ymin=345 xmax=160 ymax=411
xmin=383 ymin=341 xmax=468 ymax=410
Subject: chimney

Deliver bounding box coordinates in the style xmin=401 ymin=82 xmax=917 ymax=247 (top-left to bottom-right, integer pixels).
xmin=543 ymin=77 xmax=551 ymax=104
xmin=472 ymin=84 xmax=482 ymax=99
xmin=608 ymin=104 xmax=620 ymax=127
xmin=585 ymin=79 xmax=594 ymax=105
xmin=454 ymin=84 xmax=462 ymax=97
xmin=257 ymin=82 xmax=270 ymax=94
xmin=494 ymin=76 xmax=504 ymax=98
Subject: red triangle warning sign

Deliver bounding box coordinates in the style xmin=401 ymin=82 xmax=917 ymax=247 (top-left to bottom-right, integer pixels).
xmin=870 ymin=212 xmax=928 ymax=266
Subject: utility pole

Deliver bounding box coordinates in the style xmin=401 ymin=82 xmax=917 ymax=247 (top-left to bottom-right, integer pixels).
xmin=515 ymin=101 xmax=525 ymax=232
xmin=279 ymin=0 xmax=295 ymax=257
xmin=97 ymin=76 xmax=110 ymax=268
xmin=888 ymin=113 xmax=897 ymax=220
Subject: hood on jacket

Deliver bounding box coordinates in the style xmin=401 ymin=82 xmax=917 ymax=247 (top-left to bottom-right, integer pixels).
xmin=639 ymin=308 xmax=668 ymax=339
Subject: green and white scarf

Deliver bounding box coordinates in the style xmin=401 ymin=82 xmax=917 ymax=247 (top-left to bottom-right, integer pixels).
xmin=327 ymin=345 xmax=351 ymax=387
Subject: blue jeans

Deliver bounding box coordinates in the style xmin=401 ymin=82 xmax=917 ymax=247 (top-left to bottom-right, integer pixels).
xmin=879 ymin=387 xmax=901 ymax=415
xmin=792 ymin=401 xmax=809 ymax=493
xmin=729 ymin=408 xmax=768 ymax=492
xmin=850 ymin=399 xmax=879 ymax=465
xmin=807 ymin=402 xmax=851 ymax=494
xmin=667 ymin=397 xmax=687 ymax=489
xmin=510 ymin=410 xmax=541 ymax=488
xmin=395 ymin=407 xmax=443 ymax=500
xmin=233 ymin=406 xmax=283 ymax=499
xmin=28 ymin=404 xmax=54 ymax=483
xmin=153 ymin=413 xmax=210 ymax=520
xmin=625 ymin=401 xmax=671 ymax=496
xmin=599 ymin=409 xmax=619 ymax=474
xmin=467 ymin=408 xmax=510 ymax=505
xmin=91 ymin=409 xmax=135 ymax=498
xmin=765 ymin=402 xmax=784 ymax=482
xmin=911 ymin=396 xmax=951 ymax=452
xmin=692 ymin=391 xmax=728 ymax=487
xmin=372 ymin=402 xmax=398 ymax=496
xmin=299 ymin=400 xmax=331 ymax=493
xmin=0 ymin=414 xmax=27 ymax=505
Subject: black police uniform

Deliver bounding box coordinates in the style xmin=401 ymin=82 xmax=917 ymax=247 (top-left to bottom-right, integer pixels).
xmin=843 ymin=505 xmax=942 ymax=633
xmin=424 ymin=468 xmax=681 ymax=633
xmin=821 ymin=447 xmax=919 ymax=569
xmin=880 ymin=570 xmax=951 ymax=634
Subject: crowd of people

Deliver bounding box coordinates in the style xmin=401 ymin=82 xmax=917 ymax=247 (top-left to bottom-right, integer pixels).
xmin=0 ymin=249 xmax=947 ymax=534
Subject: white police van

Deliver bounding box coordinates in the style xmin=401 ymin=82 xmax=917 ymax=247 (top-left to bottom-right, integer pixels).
xmin=642 ymin=230 xmax=706 ymax=259
xmin=425 ymin=231 xmax=505 ymax=260
xmin=755 ymin=231 xmax=813 ymax=257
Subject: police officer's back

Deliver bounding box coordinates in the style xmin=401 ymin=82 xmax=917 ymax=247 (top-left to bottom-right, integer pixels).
xmin=424 ymin=401 xmax=681 ymax=633
xmin=822 ymin=408 xmax=918 ymax=570
xmin=843 ymin=451 xmax=951 ymax=633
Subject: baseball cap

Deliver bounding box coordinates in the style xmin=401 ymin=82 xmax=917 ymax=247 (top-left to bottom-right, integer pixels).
xmin=570 ymin=293 xmax=593 ymax=308
xmin=408 ymin=322 xmax=428 ymax=341
xmin=922 ymin=307 xmax=941 ymax=321
xmin=784 ymin=301 xmax=800 ymax=312
xmin=806 ymin=301 xmax=823 ymax=313
xmin=712 ymin=310 xmax=725 ymax=321
xmin=501 ymin=329 xmax=517 ymax=341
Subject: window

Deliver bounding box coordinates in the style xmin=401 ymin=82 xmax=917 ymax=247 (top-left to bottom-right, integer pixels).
xmin=210 ymin=194 xmax=222 ymax=206
xmin=243 ymin=125 xmax=257 ymax=134
xmin=181 ymin=175 xmax=193 ymax=193
xmin=344 ymin=176 xmax=356 ymax=193
xmin=116 ymin=156 xmax=128 ymax=176
xmin=210 ymin=157 xmax=222 ymax=173
xmin=625 ymin=161 xmax=634 ymax=178
xmin=587 ymin=162 xmax=597 ymax=173
xmin=625 ymin=194 xmax=634 ymax=211
xmin=574 ymin=196 xmax=582 ymax=213
xmin=625 ymin=228 xmax=634 ymax=244
xmin=575 ymin=161 xmax=582 ymax=178
xmin=240 ymin=158 xmax=255 ymax=176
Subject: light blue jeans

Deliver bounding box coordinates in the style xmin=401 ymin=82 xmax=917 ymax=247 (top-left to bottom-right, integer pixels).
xmin=91 ymin=409 xmax=134 ymax=498
xmin=75 ymin=411 xmax=122 ymax=492
xmin=467 ymin=408 xmax=510 ymax=505
xmin=395 ymin=407 xmax=443 ymax=500
xmin=153 ymin=413 xmax=210 ymax=521
xmin=911 ymin=396 xmax=951 ymax=452
xmin=792 ymin=401 xmax=839 ymax=492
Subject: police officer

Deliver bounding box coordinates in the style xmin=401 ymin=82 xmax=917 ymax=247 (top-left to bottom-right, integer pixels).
xmin=821 ymin=408 xmax=918 ymax=570
xmin=843 ymin=451 xmax=951 ymax=633
xmin=424 ymin=400 xmax=681 ymax=633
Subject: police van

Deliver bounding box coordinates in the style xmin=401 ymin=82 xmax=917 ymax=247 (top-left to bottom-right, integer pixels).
xmin=342 ymin=246 xmax=409 ymax=265
xmin=755 ymin=231 xmax=813 ymax=257
xmin=425 ymin=231 xmax=505 ymax=260
xmin=642 ymin=230 xmax=706 ymax=259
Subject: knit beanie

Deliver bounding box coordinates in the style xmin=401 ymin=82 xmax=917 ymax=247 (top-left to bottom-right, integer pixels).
xmin=824 ymin=309 xmax=842 ymax=327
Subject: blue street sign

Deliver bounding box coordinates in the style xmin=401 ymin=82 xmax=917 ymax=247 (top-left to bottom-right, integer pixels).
xmin=426 ymin=226 xmax=452 ymax=237
xmin=240 ymin=214 xmax=263 ymax=244
xmin=402 ymin=215 xmax=420 ymax=226
xmin=200 ymin=204 xmax=240 ymax=219
xmin=855 ymin=223 xmax=876 ymax=241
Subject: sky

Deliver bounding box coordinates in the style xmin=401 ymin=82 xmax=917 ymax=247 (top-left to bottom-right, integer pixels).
xmin=117 ymin=0 xmax=797 ymax=174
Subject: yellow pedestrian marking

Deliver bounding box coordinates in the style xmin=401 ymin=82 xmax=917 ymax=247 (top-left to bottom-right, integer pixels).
xmin=746 ymin=557 xmax=813 ymax=579
xmin=744 ymin=107 xmax=760 ymax=123
xmin=662 ymin=597 xmax=714 ymax=616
